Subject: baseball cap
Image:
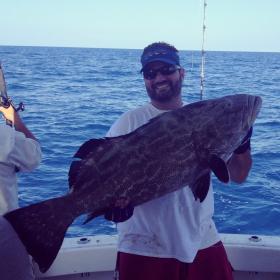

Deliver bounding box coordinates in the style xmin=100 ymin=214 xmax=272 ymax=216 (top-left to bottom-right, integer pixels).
xmin=140 ymin=43 xmax=180 ymax=72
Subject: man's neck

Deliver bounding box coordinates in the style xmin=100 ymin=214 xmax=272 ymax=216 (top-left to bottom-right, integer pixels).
xmin=151 ymin=96 xmax=183 ymax=110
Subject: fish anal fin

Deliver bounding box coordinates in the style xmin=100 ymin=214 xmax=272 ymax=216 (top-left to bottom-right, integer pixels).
xmin=103 ymin=204 xmax=134 ymax=223
xmin=84 ymin=203 xmax=134 ymax=224
xmin=209 ymin=155 xmax=229 ymax=183
xmin=190 ymin=172 xmax=211 ymax=202
xmin=83 ymin=208 xmax=107 ymax=224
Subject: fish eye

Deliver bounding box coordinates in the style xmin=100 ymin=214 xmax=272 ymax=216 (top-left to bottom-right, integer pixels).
xmin=223 ymin=100 xmax=232 ymax=109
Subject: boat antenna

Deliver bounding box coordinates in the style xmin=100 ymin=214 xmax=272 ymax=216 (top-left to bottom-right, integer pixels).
xmin=200 ymin=0 xmax=207 ymax=100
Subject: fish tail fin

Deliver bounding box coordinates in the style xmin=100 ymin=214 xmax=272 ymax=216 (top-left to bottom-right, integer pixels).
xmin=4 ymin=195 xmax=76 ymax=273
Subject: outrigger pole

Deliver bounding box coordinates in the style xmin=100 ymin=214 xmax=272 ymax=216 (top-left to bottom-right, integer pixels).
xmin=200 ymin=0 xmax=207 ymax=100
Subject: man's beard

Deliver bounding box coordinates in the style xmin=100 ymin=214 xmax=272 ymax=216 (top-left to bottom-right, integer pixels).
xmin=146 ymin=78 xmax=183 ymax=103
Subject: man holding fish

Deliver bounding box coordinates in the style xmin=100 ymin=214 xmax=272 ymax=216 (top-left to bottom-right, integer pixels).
xmin=105 ymin=42 xmax=254 ymax=280
xmin=2 ymin=43 xmax=260 ymax=277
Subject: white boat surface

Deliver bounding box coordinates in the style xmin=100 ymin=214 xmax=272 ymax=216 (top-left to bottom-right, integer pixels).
xmin=34 ymin=233 xmax=280 ymax=280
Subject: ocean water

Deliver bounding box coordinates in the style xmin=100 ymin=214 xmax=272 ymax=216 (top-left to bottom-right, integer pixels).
xmin=0 ymin=46 xmax=279 ymax=237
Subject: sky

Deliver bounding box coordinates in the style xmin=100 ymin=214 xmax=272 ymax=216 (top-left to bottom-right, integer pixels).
xmin=0 ymin=0 xmax=279 ymax=52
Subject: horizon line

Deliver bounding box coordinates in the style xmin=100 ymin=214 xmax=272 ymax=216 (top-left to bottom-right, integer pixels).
xmin=0 ymin=44 xmax=279 ymax=54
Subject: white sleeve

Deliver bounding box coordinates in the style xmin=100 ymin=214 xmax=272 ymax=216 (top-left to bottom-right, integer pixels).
xmin=0 ymin=125 xmax=42 ymax=172
xmin=0 ymin=125 xmax=15 ymax=162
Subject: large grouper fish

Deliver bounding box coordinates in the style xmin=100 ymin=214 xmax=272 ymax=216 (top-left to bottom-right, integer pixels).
xmin=4 ymin=94 xmax=262 ymax=272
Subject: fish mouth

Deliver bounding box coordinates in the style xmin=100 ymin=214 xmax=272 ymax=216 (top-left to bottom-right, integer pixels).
xmin=243 ymin=95 xmax=262 ymax=129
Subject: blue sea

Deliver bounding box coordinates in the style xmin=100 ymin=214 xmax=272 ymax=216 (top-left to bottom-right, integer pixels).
xmin=0 ymin=46 xmax=279 ymax=237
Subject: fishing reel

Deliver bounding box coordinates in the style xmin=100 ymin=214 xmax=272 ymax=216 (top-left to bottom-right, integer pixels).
xmin=0 ymin=96 xmax=25 ymax=112
xmin=0 ymin=63 xmax=25 ymax=127
xmin=0 ymin=96 xmax=25 ymax=127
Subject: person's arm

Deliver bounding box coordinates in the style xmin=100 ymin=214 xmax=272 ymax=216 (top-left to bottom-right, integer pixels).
xmin=0 ymin=104 xmax=41 ymax=171
xmin=0 ymin=104 xmax=38 ymax=141
xmin=227 ymin=127 xmax=253 ymax=183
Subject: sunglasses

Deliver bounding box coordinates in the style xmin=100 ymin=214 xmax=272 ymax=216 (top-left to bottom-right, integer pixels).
xmin=143 ymin=65 xmax=181 ymax=80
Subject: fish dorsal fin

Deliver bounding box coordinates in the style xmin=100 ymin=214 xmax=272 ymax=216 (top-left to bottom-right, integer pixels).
xmin=74 ymin=138 xmax=107 ymax=159
xmin=69 ymin=136 xmax=126 ymax=190
xmin=190 ymin=172 xmax=211 ymax=202
xmin=68 ymin=160 xmax=82 ymax=188
xmin=209 ymin=155 xmax=229 ymax=183
xmin=69 ymin=138 xmax=111 ymax=190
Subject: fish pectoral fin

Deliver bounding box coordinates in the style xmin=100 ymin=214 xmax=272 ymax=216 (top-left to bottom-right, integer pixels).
xmin=209 ymin=155 xmax=229 ymax=183
xmin=190 ymin=172 xmax=211 ymax=202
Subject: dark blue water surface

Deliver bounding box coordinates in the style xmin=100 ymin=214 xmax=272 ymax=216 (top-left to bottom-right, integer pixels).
xmin=0 ymin=46 xmax=279 ymax=237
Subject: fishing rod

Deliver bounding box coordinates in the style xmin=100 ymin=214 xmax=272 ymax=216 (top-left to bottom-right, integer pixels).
xmin=0 ymin=63 xmax=24 ymax=126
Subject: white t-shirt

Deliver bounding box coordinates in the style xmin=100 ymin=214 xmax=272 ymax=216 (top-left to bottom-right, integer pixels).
xmin=106 ymin=102 xmax=220 ymax=263
xmin=0 ymin=124 xmax=42 ymax=214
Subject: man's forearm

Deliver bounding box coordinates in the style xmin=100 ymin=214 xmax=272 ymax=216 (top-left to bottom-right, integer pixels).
xmin=13 ymin=113 xmax=38 ymax=141
xmin=0 ymin=105 xmax=38 ymax=141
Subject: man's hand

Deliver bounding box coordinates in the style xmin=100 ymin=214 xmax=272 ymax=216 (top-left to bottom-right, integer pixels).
xmin=0 ymin=104 xmax=38 ymax=141
xmin=0 ymin=103 xmax=16 ymax=124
